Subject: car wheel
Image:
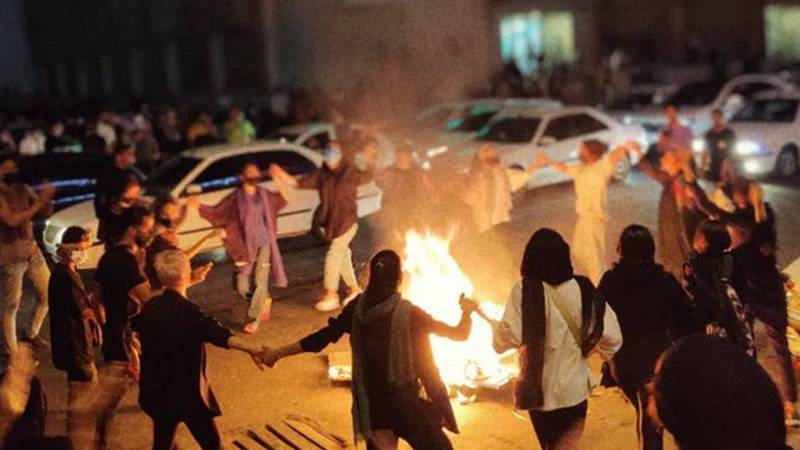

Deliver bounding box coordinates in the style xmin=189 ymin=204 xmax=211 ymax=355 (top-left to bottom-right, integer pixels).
xmin=310 ymin=205 xmax=329 ymax=243
xmin=613 ymin=154 xmax=631 ymax=181
xmin=776 ymin=146 xmax=799 ymax=179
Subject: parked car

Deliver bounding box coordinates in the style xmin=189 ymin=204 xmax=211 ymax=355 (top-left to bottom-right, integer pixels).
xmin=622 ymin=74 xmax=797 ymax=143
xmin=268 ymin=122 xmax=396 ymax=168
xmin=711 ymin=92 xmax=800 ymax=178
xmin=422 ymin=104 xmax=647 ymax=186
xmin=42 ymin=142 xmax=383 ymax=269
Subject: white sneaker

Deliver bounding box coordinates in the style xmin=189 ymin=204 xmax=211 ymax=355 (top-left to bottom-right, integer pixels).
xmin=315 ymin=295 xmax=341 ymax=312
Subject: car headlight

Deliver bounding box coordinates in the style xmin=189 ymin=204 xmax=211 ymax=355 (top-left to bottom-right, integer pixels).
xmin=735 ymin=140 xmax=762 ymax=156
xmin=692 ymin=139 xmax=705 ymax=153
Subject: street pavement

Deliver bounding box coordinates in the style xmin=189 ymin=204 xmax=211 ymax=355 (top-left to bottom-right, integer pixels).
xmin=15 ymin=170 xmax=800 ymax=449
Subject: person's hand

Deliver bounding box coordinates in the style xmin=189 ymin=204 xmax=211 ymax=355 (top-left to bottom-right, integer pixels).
xmin=212 ymin=228 xmax=226 ymax=239
xmin=81 ymin=308 xmax=96 ymax=322
xmin=186 ymin=194 xmax=200 ymax=209
xmin=261 ymin=346 xmax=282 ymax=368
xmin=38 ymin=181 xmax=56 ymax=204
xmin=532 ymin=154 xmax=549 ymax=169
xmin=249 ymin=349 xmax=267 ymax=371
xmin=459 ymin=294 xmax=479 ymax=315
xmin=190 ymin=262 xmax=213 ymax=284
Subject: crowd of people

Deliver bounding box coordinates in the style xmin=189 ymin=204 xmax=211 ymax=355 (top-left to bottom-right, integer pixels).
xmin=0 ymin=100 xmax=796 ymax=450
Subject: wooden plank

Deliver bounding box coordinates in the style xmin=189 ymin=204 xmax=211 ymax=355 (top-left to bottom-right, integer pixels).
xmin=284 ymin=420 xmax=331 ymax=450
xmin=267 ymin=424 xmax=303 ymax=450
xmin=285 ymin=415 xmax=348 ymax=449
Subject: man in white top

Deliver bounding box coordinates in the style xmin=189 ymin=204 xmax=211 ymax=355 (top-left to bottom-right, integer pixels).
xmin=492 ymin=228 xmax=621 ymax=450
xmin=546 ymin=140 xmax=641 ymax=283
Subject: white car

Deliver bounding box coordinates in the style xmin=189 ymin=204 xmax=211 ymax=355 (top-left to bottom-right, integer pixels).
xmin=268 ymin=122 xmax=396 ymax=169
xmin=42 ymin=142 xmax=383 ymax=269
xmin=411 ymin=98 xmax=563 ymax=157
xmin=715 ymin=92 xmax=800 ymax=178
xmin=424 ymin=105 xmax=647 ymax=186
xmin=623 ymin=74 xmax=797 ymax=143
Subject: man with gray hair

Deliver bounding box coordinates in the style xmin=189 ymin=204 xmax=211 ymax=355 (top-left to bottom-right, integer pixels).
xmin=132 ymin=250 xmax=267 ymax=450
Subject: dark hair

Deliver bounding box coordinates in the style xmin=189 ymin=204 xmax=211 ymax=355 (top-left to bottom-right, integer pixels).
xmin=711 ymin=108 xmax=723 ymax=116
xmin=113 ymin=142 xmax=134 ymax=156
xmin=0 ymin=153 xmax=18 ymax=166
xmin=364 ymin=250 xmax=402 ymax=306
xmin=239 ymin=159 xmax=259 ymax=175
xmin=152 ymin=195 xmax=178 ymax=217
xmin=582 ymin=139 xmax=608 ymax=159
xmin=619 ymin=224 xmax=655 ymax=263
xmin=696 ymin=219 xmax=731 ymax=255
xmin=121 ymin=205 xmax=153 ymax=230
xmin=61 ymin=226 xmax=89 ymax=245
xmin=521 ymin=228 xmax=574 ymax=285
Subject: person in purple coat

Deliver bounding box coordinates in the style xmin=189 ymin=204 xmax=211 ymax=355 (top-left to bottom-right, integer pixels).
xmin=198 ymin=162 xmax=288 ymax=333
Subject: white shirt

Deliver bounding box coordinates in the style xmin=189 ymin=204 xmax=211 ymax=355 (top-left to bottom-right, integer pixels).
xmin=497 ymin=280 xmax=622 ymax=411
xmin=566 ymin=156 xmax=616 ymax=220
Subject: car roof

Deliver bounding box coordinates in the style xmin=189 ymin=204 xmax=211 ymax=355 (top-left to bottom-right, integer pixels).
xmin=181 ymin=140 xmax=322 ymax=163
xmin=493 ymin=104 xmax=596 ymax=119
xmin=751 ymin=90 xmax=800 ymax=101
xmin=276 ymin=122 xmax=332 ymax=135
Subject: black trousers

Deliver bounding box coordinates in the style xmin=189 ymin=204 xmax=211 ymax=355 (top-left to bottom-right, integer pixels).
xmin=529 ymin=401 xmax=588 ymax=450
xmin=622 ymin=386 xmax=663 ymax=450
xmin=151 ymin=413 xmax=221 ymax=450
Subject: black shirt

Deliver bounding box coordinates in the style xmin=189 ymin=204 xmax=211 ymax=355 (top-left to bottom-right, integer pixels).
xmin=95 ymin=244 xmax=146 ymax=362
xmin=83 ymin=134 xmax=107 ymax=156
xmin=48 ymin=263 xmax=93 ymax=374
xmin=94 ymin=164 xmax=138 ymax=219
xmin=704 ymin=127 xmax=735 ymax=181
xmin=132 ymin=290 xmax=232 ymax=420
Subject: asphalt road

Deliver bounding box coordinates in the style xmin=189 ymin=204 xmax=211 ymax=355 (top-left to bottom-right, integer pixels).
xmin=16 ymin=170 xmax=800 ymax=449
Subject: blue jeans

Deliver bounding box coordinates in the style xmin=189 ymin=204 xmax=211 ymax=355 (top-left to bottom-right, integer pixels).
xmin=0 ymin=244 xmax=49 ymax=353
xmin=236 ymin=245 xmax=271 ymax=323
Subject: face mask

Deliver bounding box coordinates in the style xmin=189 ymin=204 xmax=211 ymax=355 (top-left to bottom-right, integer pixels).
xmin=157 ymin=217 xmax=175 ymax=229
xmin=322 ymin=147 xmax=343 ymax=167
xmin=70 ymin=250 xmax=87 ymax=265
xmin=243 ymin=176 xmax=260 ymax=186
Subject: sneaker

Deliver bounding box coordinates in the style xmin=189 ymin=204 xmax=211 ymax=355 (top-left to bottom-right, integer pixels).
xmin=315 ymin=293 xmax=341 ymax=312
xmin=243 ymin=321 xmax=260 ymax=334
xmin=342 ymin=288 xmax=362 ymax=307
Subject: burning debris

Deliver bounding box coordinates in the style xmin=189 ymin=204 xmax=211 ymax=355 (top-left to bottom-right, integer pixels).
xmin=327 ymin=231 xmax=518 ymax=402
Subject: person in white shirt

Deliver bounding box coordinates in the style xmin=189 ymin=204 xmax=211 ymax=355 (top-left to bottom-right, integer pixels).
xmin=493 ymin=228 xmax=622 ymax=450
xmin=18 ymin=129 xmax=46 ymax=157
xmin=546 ymin=140 xmax=641 ymax=283
xmin=463 ymin=144 xmax=545 ymax=234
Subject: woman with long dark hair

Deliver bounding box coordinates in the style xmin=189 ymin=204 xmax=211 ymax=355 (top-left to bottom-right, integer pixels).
xmin=264 ymin=250 xmax=478 ymax=450
xmin=598 ymin=224 xmax=692 ymax=450
xmin=492 ymin=228 xmax=622 ymax=450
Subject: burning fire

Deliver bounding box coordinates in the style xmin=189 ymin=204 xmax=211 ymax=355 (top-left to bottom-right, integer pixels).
xmin=401 ymin=231 xmax=516 ymax=394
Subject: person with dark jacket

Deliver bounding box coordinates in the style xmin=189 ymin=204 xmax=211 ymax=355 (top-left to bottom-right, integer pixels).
xmin=648 ymin=335 xmax=791 ymax=450
xmin=132 ymin=249 xmax=266 ymax=450
xmin=263 ymin=250 xmax=477 ymax=450
xmin=48 ymin=226 xmax=102 ymax=444
xmin=271 ymin=140 xmax=374 ymax=311
xmin=492 ymin=228 xmax=621 ymax=450
xmin=599 ymin=224 xmax=691 ymax=450
xmin=94 ymin=144 xmax=141 ymax=242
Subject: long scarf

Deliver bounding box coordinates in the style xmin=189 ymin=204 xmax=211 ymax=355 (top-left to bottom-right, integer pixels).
xmin=235 ymin=188 xmax=288 ymax=287
xmin=350 ymin=293 xmax=415 ymax=440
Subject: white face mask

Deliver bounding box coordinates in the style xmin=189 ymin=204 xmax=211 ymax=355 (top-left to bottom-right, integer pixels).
xmin=70 ymin=250 xmax=87 ymax=265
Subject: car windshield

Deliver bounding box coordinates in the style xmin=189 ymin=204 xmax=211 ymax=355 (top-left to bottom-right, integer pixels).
xmin=662 ymin=81 xmax=724 ymax=106
xmin=445 ymin=107 xmax=498 ymax=132
xmin=478 ymin=117 xmax=541 ymax=143
xmin=732 ymin=99 xmax=799 ymax=123
xmin=146 ymin=156 xmax=201 ymax=191
xmin=604 ymin=92 xmax=656 ymax=111
xmin=266 ymin=131 xmax=301 ymax=143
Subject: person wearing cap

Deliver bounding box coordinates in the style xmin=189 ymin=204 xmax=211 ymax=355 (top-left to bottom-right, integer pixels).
xmin=271 ymin=140 xmax=374 ymax=312
xmin=0 ymin=153 xmax=55 ymax=354
xmin=198 ymin=162 xmax=288 ymax=334
xmin=48 ymin=226 xmax=102 ymax=442
xmin=545 ymin=140 xmax=641 ymax=283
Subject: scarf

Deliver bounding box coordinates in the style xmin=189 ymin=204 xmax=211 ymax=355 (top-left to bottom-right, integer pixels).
xmin=235 ymin=188 xmax=288 ymax=287
xmin=350 ymin=293 xmax=415 ymax=440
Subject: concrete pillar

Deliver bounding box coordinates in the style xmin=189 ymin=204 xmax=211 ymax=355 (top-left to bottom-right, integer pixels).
xmin=164 ymin=40 xmax=181 ymax=96
xmin=209 ymin=34 xmax=227 ymax=94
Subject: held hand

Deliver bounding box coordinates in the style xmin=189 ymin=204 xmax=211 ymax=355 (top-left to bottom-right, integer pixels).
xmin=186 ymin=194 xmax=200 ymax=209
xmin=459 ymin=294 xmax=479 ymax=315
xmin=212 ymin=228 xmax=226 ymax=239
xmin=259 ymin=346 xmax=281 ymax=368
xmin=81 ymin=308 xmax=96 ymax=322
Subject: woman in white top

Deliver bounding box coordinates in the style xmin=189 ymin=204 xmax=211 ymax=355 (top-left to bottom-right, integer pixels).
xmin=463 ymin=144 xmax=543 ymax=235
xmin=493 ymin=228 xmax=622 ymax=450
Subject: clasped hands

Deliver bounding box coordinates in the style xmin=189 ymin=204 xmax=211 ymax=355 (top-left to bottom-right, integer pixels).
xmin=247 ymin=345 xmax=284 ymax=370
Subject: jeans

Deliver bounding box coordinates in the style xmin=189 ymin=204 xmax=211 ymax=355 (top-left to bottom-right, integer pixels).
xmin=529 ymin=401 xmax=588 ymax=450
xmin=0 ymin=245 xmax=49 ymax=354
xmin=151 ymin=414 xmax=221 ymax=450
xmin=572 ymin=215 xmax=606 ymax=284
xmin=235 ymin=245 xmax=271 ymax=322
xmin=324 ymin=224 xmax=359 ymax=292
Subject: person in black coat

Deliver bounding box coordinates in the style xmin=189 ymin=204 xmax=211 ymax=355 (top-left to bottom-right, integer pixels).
xmin=599 ymin=225 xmax=692 ymax=450
xmin=131 ymin=249 xmax=266 ymax=450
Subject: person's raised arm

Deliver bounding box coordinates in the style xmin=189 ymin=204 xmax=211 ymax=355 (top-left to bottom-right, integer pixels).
xmin=609 ymin=140 xmax=642 ymax=166
xmin=544 ymin=156 xmax=577 ymax=177
xmin=0 ymin=183 xmax=55 ymax=228
xmin=269 ymin=164 xmax=299 ymax=188
xmin=419 ymin=294 xmax=477 ymax=341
